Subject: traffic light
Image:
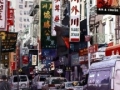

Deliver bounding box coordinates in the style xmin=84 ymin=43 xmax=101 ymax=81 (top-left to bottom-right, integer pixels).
xmin=50 ymin=62 xmax=55 ymax=70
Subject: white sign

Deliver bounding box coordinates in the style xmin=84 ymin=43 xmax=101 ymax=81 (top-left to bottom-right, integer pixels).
xmin=52 ymin=0 xmax=61 ymax=36
xmin=0 ymin=0 xmax=7 ymax=30
xmin=69 ymin=0 xmax=80 ymax=42
xmin=32 ymin=55 xmax=37 ymax=65
xmin=57 ymin=69 xmax=63 ymax=74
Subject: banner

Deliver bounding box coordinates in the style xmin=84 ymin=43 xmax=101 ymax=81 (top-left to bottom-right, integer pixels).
xmin=0 ymin=0 xmax=7 ymax=30
xmin=97 ymin=0 xmax=120 ymax=15
xmin=11 ymin=62 xmax=16 ymax=70
xmin=51 ymin=0 xmax=61 ymax=36
xmin=41 ymin=1 xmax=56 ymax=49
xmin=29 ymin=50 xmax=38 ymax=66
xmin=22 ymin=55 xmax=29 ymax=66
xmin=69 ymin=0 xmax=80 ymax=42
xmin=1 ymin=32 xmax=18 ymax=52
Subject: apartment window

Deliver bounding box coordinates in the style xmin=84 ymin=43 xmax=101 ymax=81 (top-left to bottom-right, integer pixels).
xmin=20 ymin=11 xmax=22 ymax=15
xmin=19 ymin=5 xmax=23 ymax=9
xmin=29 ymin=5 xmax=33 ymax=7
xmin=19 ymin=0 xmax=23 ymax=3
xmin=24 ymin=25 xmax=26 ymax=28
xmin=116 ymin=30 xmax=119 ymax=39
xmin=27 ymin=25 xmax=29 ymax=27
xmin=24 ymin=18 xmax=26 ymax=22
xmin=19 ymin=24 xmax=22 ymax=28
xmin=24 ymin=11 xmax=26 ymax=15
xmin=19 ymin=17 xmax=22 ymax=22
xmin=25 ymin=1 xmax=27 ymax=7
xmin=27 ymin=18 xmax=29 ymax=22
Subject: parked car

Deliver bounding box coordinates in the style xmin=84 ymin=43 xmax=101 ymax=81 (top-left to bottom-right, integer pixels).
xmin=42 ymin=77 xmax=67 ymax=90
xmin=31 ymin=75 xmax=50 ymax=90
xmin=8 ymin=75 xmax=29 ymax=90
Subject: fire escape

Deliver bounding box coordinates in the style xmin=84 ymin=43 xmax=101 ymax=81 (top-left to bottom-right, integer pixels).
xmin=89 ymin=5 xmax=97 ymax=45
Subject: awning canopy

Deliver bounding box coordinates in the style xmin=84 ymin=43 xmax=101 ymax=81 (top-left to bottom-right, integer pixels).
xmin=105 ymin=44 xmax=120 ymax=56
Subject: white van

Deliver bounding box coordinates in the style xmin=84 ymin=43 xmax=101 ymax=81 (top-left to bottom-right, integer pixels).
xmin=9 ymin=75 xmax=29 ymax=90
xmin=87 ymin=55 xmax=120 ymax=90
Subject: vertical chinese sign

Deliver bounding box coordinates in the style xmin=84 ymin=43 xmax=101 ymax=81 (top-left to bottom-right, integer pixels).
xmin=69 ymin=0 xmax=80 ymax=42
xmin=7 ymin=1 xmax=14 ymax=31
xmin=52 ymin=0 xmax=61 ymax=36
xmin=0 ymin=0 xmax=7 ymax=30
xmin=41 ymin=1 xmax=56 ymax=49
xmin=97 ymin=0 xmax=120 ymax=15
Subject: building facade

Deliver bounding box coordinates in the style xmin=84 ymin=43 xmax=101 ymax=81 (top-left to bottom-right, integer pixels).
xmin=15 ymin=0 xmax=33 ymax=32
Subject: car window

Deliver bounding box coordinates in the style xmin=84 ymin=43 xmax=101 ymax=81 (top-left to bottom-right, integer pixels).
xmin=95 ymin=70 xmax=110 ymax=84
xmin=65 ymin=83 xmax=74 ymax=87
xmin=20 ymin=76 xmax=27 ymax=81
xmin=88 ymin=72 xmax=96 ymax=84
xmin=51 ymin=78 xmax=67 ymax=84
xmin=39 ymin=77 xmax=46 ymax=81
xmin=13 ymin=76 xmax=20 ymax=82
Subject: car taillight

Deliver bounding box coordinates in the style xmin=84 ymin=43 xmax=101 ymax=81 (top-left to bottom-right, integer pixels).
xmin=48 ymin=84 xmax=55 ymax=87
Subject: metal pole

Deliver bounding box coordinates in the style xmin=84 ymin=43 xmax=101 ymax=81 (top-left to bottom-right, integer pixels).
xmin=86 ymin=1 xmax=91 ymax=69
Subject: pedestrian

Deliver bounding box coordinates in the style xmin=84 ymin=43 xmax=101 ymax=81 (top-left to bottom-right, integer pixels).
xmin=0 ymin=75 xmax=11 ymax=90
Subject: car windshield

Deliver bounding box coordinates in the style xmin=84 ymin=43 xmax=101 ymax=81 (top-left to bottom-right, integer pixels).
xmin=65 ymin=83 xmax=74 ymax=87
xmin=20 ymin=76 xmax=27 ymax=81
xmin=51 ymin=78 xmax=67 ymax=84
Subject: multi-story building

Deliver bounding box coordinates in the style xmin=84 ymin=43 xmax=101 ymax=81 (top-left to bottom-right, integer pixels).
xmin=15 ymin=0 xmax=33 ymax=32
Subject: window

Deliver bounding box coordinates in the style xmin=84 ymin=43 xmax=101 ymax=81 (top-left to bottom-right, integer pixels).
xmin=116 ymin=30 xmax=119 ymax=39
xmin=20 ymin=76 xmax=27 ymax=81
xmin=19 ymin=5 xmax=23 ymax=9
xmin=29 ymin=5 xmax=33 ymax=7
xmin=109 ymin=19 xmax=113 ymax=34
xmin=27 ymin=18 xmax=29 ymax=22
xmin=88 ymin=72 xmax=96 ymax=84
xmin=95 ymin=70 xmax=110 ymax=84
xmin=25 ymin=1 xmax=27 ymax=7
xmin=19 ymin=24 xmax=22 ymax=28
xmin=19 ymin=0 xmax=23 ymax=3
xmin=13 ymin=76 xmax=20 ymax=82
xmin=27 ymin=25 xmax=29 ymax=27
xmin=84 ymin=1 xmax=87 ymax=17
xmin=51 ymin=78 xmax=67 ymax=84
xmin=24 ymin=11 xmax=26 ymax=15
xmin=24 ymin=25 xmax=26 ymax=28
xmin=19 ymin=17 xmax=22 ymax=22
xmin=20 ymin=11 xmax=22 ymax=15
xmin=24 ymin=18 xmax=26 ymax=22
xmin=80 ymin=4 xmax=81 ymax=20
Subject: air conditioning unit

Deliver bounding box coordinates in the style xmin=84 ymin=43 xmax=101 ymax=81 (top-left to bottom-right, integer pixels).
xmin=109 ymin=34 xmax=113 ymax=41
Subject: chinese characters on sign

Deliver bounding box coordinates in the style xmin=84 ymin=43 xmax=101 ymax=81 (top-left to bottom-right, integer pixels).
xmin=52 ymin=0 xmax=61 ymax=36
xmin=70 ymin=0 xmax=80 ymax=42
xmin=1 ymin=32 xmax=18 ymax=52
xmin=97 ymin=0 xmax=120 ymax=15
xmin=0 ymin=0 xmax=7 ymax=30
xmin=41 ymin=1 xmax=56 ymax=49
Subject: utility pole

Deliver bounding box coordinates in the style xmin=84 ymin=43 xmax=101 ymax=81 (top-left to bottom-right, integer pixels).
xmin=86 ymin=1 xmax=91 ymax=69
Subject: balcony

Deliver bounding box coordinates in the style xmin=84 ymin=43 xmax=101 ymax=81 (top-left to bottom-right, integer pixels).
xmin=29 ymin=0 xmax=39 ymax=16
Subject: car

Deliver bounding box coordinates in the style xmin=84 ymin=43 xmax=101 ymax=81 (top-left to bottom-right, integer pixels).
xmin=8 ymin=75 xmax=29 ymax=90
xmin=31 ymin=75 xmax=50 ymax=90
xmin=42 ymin=77 xmax=67 ymax=90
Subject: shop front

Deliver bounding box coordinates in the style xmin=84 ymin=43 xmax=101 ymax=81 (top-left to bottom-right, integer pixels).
xmin=106 ymin=44 xmax=120 ymax=56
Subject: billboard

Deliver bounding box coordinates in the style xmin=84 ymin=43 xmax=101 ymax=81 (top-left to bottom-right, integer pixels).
xmin=0 ymin=0 xmax=7 ymax=30
xmin=51 ymin=0 xmax=61 ymax=36
xmin=69 ymin=0 xmax=80 ymax=42
xmin=97 ymin=0 xmax=120 ymax=15
xmin=41 ymin=1 xmax=56 ymax=49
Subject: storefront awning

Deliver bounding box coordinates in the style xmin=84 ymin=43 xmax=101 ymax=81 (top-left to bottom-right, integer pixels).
xmin=105 ymin=44 xmax=120 ymax=56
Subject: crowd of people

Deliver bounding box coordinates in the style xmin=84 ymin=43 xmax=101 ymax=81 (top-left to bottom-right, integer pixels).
xmin=0 ymin=75 xmax=11 ymax=90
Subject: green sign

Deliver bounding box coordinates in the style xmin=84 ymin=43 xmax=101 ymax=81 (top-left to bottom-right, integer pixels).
xmin=41 ymin=1 xmax=56 ymax=49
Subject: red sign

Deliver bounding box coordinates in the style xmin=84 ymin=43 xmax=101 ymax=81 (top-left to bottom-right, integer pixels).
xmin=108 ymin=42 xmax=113 ymax=47
xmin=88 ymin=44 xmax=98 ymax=53
xmin=97 ymin=0 xmax=120 ymax=15
xmin=11 ymin=62 xmax=16 ymax=70
xmin=22 ymin=56 xmax=29 ymax=64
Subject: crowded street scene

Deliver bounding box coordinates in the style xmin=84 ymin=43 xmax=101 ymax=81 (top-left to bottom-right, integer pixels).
xmin=0 ymin=0 xmax=120 ymax=90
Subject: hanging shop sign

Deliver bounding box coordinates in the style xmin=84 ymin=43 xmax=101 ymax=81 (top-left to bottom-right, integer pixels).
xmin=69 ymin=0 xmax=80 ymax=42
xmin=1 ymin=32 xmax=18 ymax=52
xmin=88 ymin=44 xmax=98 ymax=53
xmin=41 ymin=1 xmax=56 ymax=49
xmin=22 ymin=55 xmax=29 ymax=66
xmin=52 ymin=0 xmax=61 ymax=36
xmin=0 ymin=0 xmax=7 ymax=30
xmin=97 ymin=0 xmax=120 ymax=15
xmin=29 ymin=50 xmax=38 ymax=66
